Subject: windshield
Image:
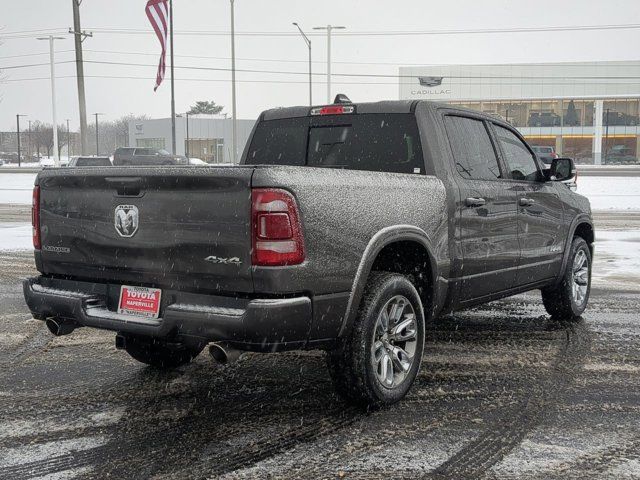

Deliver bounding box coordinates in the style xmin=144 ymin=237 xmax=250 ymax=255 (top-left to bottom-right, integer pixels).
xmin=246 ymin=114 xmax=425 ymax=174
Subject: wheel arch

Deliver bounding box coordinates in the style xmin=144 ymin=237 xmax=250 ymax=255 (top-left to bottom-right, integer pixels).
xmin=556 ymin=215 xmax=594 ymax=286
xmin=338 ymin=225 xmax=439 ymax=338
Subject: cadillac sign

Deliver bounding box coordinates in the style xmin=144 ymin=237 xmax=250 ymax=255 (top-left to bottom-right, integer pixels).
xmin=412 ymin=76 xmax=451 ymax=96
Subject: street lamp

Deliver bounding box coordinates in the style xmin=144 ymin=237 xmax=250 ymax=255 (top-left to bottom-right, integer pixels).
xmin=93 ymin=113 xmax=104 ymax=156
xmin=16 ymin=114 xmax=27 ymax=168
xmin=312 ymin=25 xmax=346 ymax=103
xmin=293 ymin=22 xmax=312 ymax=106
xmin=37 ymin=35 xmax=65 ymax=167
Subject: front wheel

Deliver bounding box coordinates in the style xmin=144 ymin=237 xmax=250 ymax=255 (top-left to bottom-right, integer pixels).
xmin=542 ymin=236 xmax=591 ymax=320
xmin=123 ymin=335 xmax=202 ymax=369
xmin=327 ymin=272 xmax=425 ymax=407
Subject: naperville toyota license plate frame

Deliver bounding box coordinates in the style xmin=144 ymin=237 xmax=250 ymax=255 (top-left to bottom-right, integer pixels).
xmin=118 ymin=285 xmax=162 ymax=319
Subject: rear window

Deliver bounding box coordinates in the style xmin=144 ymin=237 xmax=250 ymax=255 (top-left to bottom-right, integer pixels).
xmin=76 ymin=157 xmax=111 ymax=167
xmin=533 ymin=146 xmax=553 ymax=153
xmin=246 ymin=114 xmax=424 ymax=174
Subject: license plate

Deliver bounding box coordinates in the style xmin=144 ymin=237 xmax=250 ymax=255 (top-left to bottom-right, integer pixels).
xmin=118 ymin=285 xmax=162 ymax=318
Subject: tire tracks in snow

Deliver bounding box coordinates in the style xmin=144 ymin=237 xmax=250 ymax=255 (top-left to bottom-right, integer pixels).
xmin=429 ymin=321 xmax=590 ymax=479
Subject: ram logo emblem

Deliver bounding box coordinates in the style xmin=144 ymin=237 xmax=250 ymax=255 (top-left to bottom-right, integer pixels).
xmin=115 ymin=205 xmax=139 ymax=238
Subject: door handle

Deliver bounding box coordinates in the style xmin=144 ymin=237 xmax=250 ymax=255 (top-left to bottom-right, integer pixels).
xmin=465 ymin=197 xmax=486 ymax=207
xmin=519 ymin=197 xmax=535 ymax=207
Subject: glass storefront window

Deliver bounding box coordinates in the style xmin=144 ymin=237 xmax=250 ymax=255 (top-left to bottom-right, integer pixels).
xmin=563 ymin=136 xmax=594 ymax=165
xmin=603 ymin=100 xmax=640 ymax=127
xmin=136 ymin=138 xmax=166 ymax=149
xmin=186 ymin=138 xmax=225 ymax=163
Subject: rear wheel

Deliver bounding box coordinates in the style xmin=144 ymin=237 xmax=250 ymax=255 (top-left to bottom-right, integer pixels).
xmin=542 ymin=236 xmax=591 ymax=320
xmin=123 ymin=335 xmax=201 ymax=369
xmin=327 ymin=272 xmax=425 ymax=407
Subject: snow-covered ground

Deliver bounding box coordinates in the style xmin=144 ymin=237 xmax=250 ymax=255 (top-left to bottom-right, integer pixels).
xmin=576 ymin=176 xmax=640 ymax=211
xmin=0 ymin=174 xmax=36 ymax=205
xmin=593 ymin=229 xmax=640 ymax=290
xmin=0 ymin=223 xmax=32 ymax=251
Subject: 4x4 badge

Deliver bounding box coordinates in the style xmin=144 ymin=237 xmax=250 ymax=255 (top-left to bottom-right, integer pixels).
xmin=115 ymin=205 xmax=139 ymax=237
xmin=204 ymin=256 xmax=242 ymax=265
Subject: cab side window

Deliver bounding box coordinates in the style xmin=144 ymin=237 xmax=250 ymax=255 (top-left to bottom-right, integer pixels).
xmin=444 ymin=116 xmax=502 ymax=181
xmin=494 ymin=125 xmax=539 ymax=181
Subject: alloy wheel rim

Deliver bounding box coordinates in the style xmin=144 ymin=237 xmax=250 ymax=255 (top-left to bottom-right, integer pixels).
xmin=572 ymin=249 xmax=589 ymax=306
xmin=371 ymin=295 xmax=418 ymax=389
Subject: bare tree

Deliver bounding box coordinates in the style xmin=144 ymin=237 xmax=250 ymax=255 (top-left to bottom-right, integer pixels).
xmin=56 ymin=124 xmax=69 ymax=158
xmin=31 ymin=121 xmax=53 ymax=158
xmin=87 ymin=114 xmax=149 ymax=155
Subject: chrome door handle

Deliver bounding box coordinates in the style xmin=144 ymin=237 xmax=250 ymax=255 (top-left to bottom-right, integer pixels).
xmin=465 ymin=197 xmax=486 ymax=207
xmin=519 ymin=197 xmax=535 ymax=207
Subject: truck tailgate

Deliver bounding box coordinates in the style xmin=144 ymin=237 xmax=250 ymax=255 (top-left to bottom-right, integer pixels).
xmin=36 ymin=167 xmax=255 ymax=294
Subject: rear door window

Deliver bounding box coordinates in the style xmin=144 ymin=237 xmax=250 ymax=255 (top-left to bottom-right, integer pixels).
xmin=444 ymin=115 xmax=502 ymax=181
xmin=246 ymin=114 xmax=424 ymax=174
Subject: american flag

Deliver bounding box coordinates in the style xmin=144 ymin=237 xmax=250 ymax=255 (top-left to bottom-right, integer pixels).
xmin=145 ymin=0 xmax=170 ymax=91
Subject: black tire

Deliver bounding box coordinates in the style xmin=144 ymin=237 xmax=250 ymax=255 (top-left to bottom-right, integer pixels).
xmin=124 ymin=335 xmax=201 ymax=369
xmin=542 ymin=236 xmax=591 ymax=320
xmin=327 ymin=272 xmax=425 ymax=407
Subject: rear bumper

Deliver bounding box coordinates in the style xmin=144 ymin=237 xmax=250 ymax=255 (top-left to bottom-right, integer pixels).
xmin=23 ymin=276 xmax=322 ymax=351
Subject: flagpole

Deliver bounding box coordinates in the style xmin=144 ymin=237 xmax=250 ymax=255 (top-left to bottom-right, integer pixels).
xmin=169 ymin=0 xmax=176 ymax=154
xmin=230 ymin=0 xmax=237 ymax=164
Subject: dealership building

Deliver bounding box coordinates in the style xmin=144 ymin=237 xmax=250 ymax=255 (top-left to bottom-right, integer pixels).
xmin=399 ymin=61 xmax=640 ymax=164
xmin=128 ymin=116 xmax=255 ymax=163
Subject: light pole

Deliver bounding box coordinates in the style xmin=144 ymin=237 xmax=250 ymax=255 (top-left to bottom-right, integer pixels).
xmin=66 ymin=119 xmax=71 ymax=158
xmin=94 ymin=113 xmax=104 ymax=156
xmin=37 ymin=35 xmax=65 ymax=167
xmin=27 ymin=120 xmax=32 ymax=159
xmin=230 ymin=0 xmax=237 ymax=163
xmin=312 ymin=25 xmax=346 ymax=103
xmin=16 ymin=114 xmax=27 ymax=168
xmin=293 ymin=22 xmax=312 ymax=106
xmin=185 ymin=112 xmax=190 ymax=158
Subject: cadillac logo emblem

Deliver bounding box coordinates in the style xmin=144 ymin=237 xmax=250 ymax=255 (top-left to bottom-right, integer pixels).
xmin=114 ymin=205 xmax=139 ymax=237
xmin=418 ymin=76 xmax=444 ymax=87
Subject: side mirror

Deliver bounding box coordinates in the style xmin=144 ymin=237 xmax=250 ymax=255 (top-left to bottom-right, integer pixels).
xmin=547 ymin=157 xmax=576 ymax=181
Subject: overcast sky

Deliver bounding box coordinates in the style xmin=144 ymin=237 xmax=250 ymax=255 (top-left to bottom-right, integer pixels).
xmin=1 ymin=0 xmax=639 ymax=130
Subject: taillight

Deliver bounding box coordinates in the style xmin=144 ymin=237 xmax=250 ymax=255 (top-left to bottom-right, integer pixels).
xmin=32 ymin=186 xmax=41 ymax=250
xmin=251 ymin=188 xmax=305 ymax=266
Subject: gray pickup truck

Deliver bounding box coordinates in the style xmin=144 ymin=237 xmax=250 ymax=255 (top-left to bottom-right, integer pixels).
xmin=24 ymin=98 xmax=593 ymax=406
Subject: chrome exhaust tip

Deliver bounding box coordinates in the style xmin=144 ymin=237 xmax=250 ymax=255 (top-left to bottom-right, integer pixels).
xmin=208 ymin=342 xmax=243 ymax=364
xmin=45 ymin=318 xmax=76 ymax=336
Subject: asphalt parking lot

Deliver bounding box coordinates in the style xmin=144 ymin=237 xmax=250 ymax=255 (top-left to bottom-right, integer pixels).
xmin=0 ymin=250 xmax=639 ymax=479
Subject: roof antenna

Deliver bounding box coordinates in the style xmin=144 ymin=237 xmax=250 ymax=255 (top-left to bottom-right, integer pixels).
xmin=333 ymin=94 xmax=351 ymax=104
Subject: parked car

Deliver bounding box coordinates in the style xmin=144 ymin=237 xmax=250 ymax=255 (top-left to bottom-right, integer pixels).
xmin=603 ymin=111 xmax=639 ymax=127
xmin=528 ymin=112 xmax=561 ymax=127
xmin=67 ymin=156 xmax=112 ymax=167
xmin=113 ymin=147 xmax=188 ymax=166
xmin=24 ymin=98 xmax=594 ymax=407
xmin=604 ymin=145 xmax=638 ymax=165
xmin=531 ymin=145 xmax=559 ymax=165
xmin=188 ymin=157 xmax=207 ymax=165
